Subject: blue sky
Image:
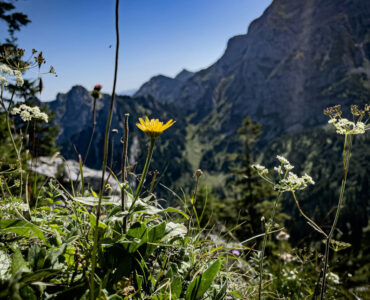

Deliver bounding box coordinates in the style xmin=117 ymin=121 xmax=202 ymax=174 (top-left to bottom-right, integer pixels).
xmin=10 ymin=0 xmax=272 ymax=101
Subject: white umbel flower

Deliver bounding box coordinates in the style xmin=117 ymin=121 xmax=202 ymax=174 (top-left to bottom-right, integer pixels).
xmin=11 ymin=104 xmax=48 ymax=123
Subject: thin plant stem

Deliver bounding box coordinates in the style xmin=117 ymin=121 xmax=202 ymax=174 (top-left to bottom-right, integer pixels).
xmin=84 ymin=97 xmax=97 ymax=165
xmin=78 ymin=155 xmax=84 ymax=195
xmin=148 ymin=170 xmax=159 ymax=195
xmin=188 ymin=175 xmax=201 ymax=232
xmin=258 ymin=192 xmax=282 ymax=300
xmin=1 ymin=89 xmax=23 ymax=198
xmin=291 ymin=191 xmax=327 ymax=237
xmin=133 ymin=138 xmax=155 ymax=204
xmin=320 ymin=134 xmax=353 ymax=299
xmin=121 ymin=113 xmax=129 ymax=232
xmin=90 ymin=0 xmax=120 ymax=298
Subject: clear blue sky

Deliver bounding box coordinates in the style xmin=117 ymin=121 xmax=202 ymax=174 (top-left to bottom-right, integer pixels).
xmin=10 ymin=0 xmax=271 ymax=101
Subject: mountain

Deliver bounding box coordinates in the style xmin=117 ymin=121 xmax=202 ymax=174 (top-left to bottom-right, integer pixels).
xmin=45 ymin=0 xmax=370 ymax=202
xmin=44 ymin=85 xmax=192 ymax=195
xmin=119 ymin=88 xmax=138 ymax=96
xmin=138 ymin=0 xmax=370 ymax=142
xmin=42 ymin=0 xmax=370 ymax=285
xmin=135 ymin=69 xmax=194 ymax=104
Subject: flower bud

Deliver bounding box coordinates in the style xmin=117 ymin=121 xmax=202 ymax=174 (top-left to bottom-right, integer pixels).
xmin=194 ymin=169 xmax=203 ymax=178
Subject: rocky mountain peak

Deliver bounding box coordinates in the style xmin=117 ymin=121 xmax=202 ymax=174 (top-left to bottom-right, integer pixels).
xmin=175 ymin=69 xmax=194 ymax=82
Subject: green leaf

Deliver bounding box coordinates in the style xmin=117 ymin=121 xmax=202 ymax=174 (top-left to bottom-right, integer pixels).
xmin=145 ymin=222 xmax=166 ymax=257
xmin=164 ymin=222 xmax=187 ymax=240
xmin=0 ymin=219 xmax=46 ymax=242
xmin=134 ymin=204 xmax=189 ymax=220
xmin=125 ymin=222 xmax=148 ymax=253
xmin=11 ymin=248 xmax=30 ymax=275
xmin=72 ymin=196 xmax=114 ymax=206
xmin=213 ymin=279 xmax=227 ymax=300
xmin=185 ymin=258 xmax=221 ymax=300
xmin=19 ymin=285 xmax=37 ymax=300
xmin=170 ymin=276 xmax=182 ymax=299
xmin=21 ymin=269 xmax=60 ymax=284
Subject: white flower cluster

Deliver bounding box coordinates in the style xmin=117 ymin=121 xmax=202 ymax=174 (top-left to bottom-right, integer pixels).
xmin=0 ymin=201 xmax=29 ymax=211
xmin=0 ymin=64 xmax=24 ymax=87
xmin=253 ymin=155 xmax=315 ymax=193
xmin=251 ymin=163 xmax=268 ymax=175
xmin=275 ymin=171 xmax=315 ymax=192
xmin=11 ymin=104 xmax=48 ymax=123
xmin=275 ymin=156 xmax=314 ymax=191
xmin=328 ymin=118 xmax=366 ymax=135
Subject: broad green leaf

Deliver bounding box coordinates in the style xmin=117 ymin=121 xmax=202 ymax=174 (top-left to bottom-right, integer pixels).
xmin=145 ymin=222 xmax=166 ymax=257
xmin=11 ymin=248 xmax=30 ymax=275
xmin=170 ymin=276 xmax=182 ymax=299
xmin=19 ymin=285 xmax=37 ymax=300
xmin=185 ymin=258 xmax=221 ymax=300
xmin=89 ymin=213 xmax=107 ymax=230
xmin=125 ymin=222 xmax=148 ymax=253
xmin=134 ymin=205 xmax=189 ymax=220
xmin=72 ymin=196 xmax=114 ymax=206
xmin=0 ymin=219 xmax=45 ymax=242
xmin=21 ymin=269 xmax=60 ymax=284
xmin=164 ymin=222 xmax=187 ymax=240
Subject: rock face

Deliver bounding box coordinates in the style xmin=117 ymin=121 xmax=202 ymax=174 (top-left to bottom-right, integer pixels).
xmin=137 ymin=0 xmax=370 ymax=142
xmin=135 ymin=69 xmax=194 ymax=104
xmin=29 ymin=156 xmax=121 ymax=194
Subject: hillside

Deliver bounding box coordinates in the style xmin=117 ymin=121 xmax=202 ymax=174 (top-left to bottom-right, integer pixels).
xmin=45 ymin=0 xmax=370 ymax=201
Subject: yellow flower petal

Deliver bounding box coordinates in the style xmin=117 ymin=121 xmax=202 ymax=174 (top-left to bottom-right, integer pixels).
xmin=136 ymin=116 xmax=175 ymax=139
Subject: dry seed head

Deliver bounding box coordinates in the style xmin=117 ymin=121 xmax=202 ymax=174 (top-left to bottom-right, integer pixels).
xmin=194 ymin=169 xmax=203 ymax=178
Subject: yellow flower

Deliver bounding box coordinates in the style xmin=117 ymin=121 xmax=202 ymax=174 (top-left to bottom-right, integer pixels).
xmin=136 ymin=117 xmax=175 ymax=139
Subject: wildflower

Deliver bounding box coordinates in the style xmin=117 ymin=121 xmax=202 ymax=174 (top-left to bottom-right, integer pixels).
xmin=194 ymin=169 xmax=203 ymax=178
xmin=275 ymin=170 xmax=315 ymax=192
xmin=284 ymin=163 xmax=294 ymax=171
xmin=0 ymin=64 xmax=13 ymax=75
xmin=276 ymin=231 xmax=290 ymax=241
xmin=274 ymin=166 xmax=283 ymax=174
xmin=11 ymin=104 xmax=48 ymax=122
xmin=136 ymin=117 xmax=175 ymax=139
xmin=325 ymin=104 xmax=369 ymax=135
xmin=20 ymin=110 xmax=32 ymax=122
xmin=91 ymin=84 xmax=103 ymax=99
xmin=279 ymin=253 xmax=294 ymax=262
xmin=252 ymin=164 xmax=268 ymax=175
xmin=276 ymin=155 xmax=289 ymax=165
xmin=231 ymin=250 xmax=240 ymax=256
xmin=0 ymin=64 xmax=24 ymax=87
xmin=0 ymin=75 xmax=7 ymax=85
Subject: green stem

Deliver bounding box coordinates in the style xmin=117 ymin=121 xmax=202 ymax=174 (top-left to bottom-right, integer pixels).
xmin=133 ymin=138 xmax=155 ymax=203
xmin=320 ymin=134 xmax=353 ymax=299
xmin=258 ymin=192 xmax=282 ymax=300
xmin=291 ymin=191 xmax=327 ymax=237
xmin=121 ymin=113 xmax=129 ymax=233
xmin=90 ymin=0 xmax=120 ymax=298
xmin=188 ymin=175 xmax=201 ymax=232
xmin=2 ymin=90 xmax=23 ymax=198
xmin=84 ymin=97 xmax=97 ymax=165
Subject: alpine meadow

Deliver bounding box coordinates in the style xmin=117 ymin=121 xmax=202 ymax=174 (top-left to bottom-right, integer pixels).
xmin=0 ymin=0 xmax=370 ymax=299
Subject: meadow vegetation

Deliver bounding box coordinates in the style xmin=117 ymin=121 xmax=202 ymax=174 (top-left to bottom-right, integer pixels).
xmin=0 ymin=1 xmax=370 ymax=299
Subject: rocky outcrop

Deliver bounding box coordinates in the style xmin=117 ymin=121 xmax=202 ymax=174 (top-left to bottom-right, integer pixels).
xmin=137 ymin=0 xmax=370 ymax=143
xmin=29 ymin=155 xmax=120 ymax=194
xmin=134 ymin=69 xmax=194 ymax=104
